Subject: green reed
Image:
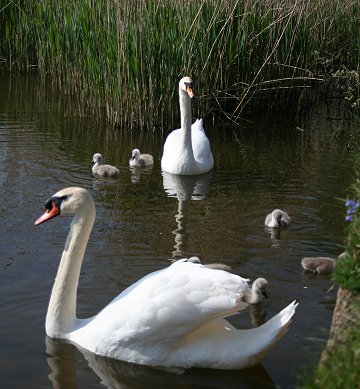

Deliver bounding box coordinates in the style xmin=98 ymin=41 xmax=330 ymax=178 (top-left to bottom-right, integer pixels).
xmin=1 ymin=0 xmax=359 ymax=130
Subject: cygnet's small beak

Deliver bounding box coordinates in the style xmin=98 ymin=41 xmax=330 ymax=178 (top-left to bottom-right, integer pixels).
xmin=262 ymin=290 xmax=268 ymax=299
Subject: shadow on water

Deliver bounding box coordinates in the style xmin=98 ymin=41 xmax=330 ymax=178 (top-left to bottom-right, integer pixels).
xmin=46 ymin=336 xmax=276 ymax=389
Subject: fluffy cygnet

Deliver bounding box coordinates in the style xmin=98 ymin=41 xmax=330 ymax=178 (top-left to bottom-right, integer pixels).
xmin=301 ymin=256 xmax=336 ymax=275
xmin=129 ymin=149 xmax=154 ymax=167
xmin=186 ymin=256 xmax=232 ymax=272
xmin=265 ymin=209 xmax=291 ymax=228
xmin=92 ymin=153 xmax=119 ymax=177
xmin=243 ymin=277 xmax=269 ymax=304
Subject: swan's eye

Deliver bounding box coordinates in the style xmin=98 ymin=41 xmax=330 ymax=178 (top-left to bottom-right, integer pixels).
xmin=47 ymin=195 xmax=68 ymax=212
xmin=44 ymin=198 xmax=54 ymax=211
xmin=184 ymin=82 xmax=193 ymax=89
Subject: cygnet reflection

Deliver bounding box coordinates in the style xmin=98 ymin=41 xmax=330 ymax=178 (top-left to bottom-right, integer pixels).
xmin=162 ymin=171 xmax=213 ymax=258
xmin=264 ymin=226 xmax=281 ymax=248
xmin=130 ymin=164 xmax=154 ymax=184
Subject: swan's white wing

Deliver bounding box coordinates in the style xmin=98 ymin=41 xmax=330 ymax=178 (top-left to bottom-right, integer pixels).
xmin=191 ymin=119 xmax=213 ymax=165
xmin=80 ymin=261 xmax=249 ymax=346
xmin=162 ymin=127 xmax=182 ymax=150
xmin=68 ymin=259 xmax=297 ymax=369
xmin=191 ymin=118 xmax=205 ymax=133
xmin=161 ymin=128 xmax=182 ymax=170
xmin=162 ymin=119 xmax=209 ymax=162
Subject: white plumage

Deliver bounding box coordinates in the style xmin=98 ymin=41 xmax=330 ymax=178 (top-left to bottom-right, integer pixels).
xmin=161 ymin=77 xmax=214 ymax=175
xmin=35 ymin=187 xmax=297 ymax=369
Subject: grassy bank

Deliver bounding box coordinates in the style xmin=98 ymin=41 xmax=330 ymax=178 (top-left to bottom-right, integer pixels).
xmin=1 ymin=0 xmax=359 ymax=130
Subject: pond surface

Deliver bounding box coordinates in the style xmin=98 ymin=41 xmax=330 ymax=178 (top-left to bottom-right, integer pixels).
xmin=0 ymin=72 xmax=357 ymax=388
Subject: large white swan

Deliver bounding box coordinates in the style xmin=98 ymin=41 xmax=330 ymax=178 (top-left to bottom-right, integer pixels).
xmin=35 ymin=187 xmax=297 ymax=370
xmin=161 ymin=77 xmax=214 ymax=175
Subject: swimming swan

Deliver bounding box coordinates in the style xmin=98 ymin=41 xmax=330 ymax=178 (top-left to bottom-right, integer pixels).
xmin=92 ymin=153 xmax=119 ymax=177
xmin=129 ymin=149 xmax=154 ymax=167
xmin=161 ymin=77 xmax=214 ymax=175
xmin=265 ymin=209 xmax=291 ymax=228
xmin=35 ymin=187 xmax=297 ymax=369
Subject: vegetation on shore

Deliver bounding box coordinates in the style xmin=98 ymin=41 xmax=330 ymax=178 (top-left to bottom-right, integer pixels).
xmin=300 ymin=159 xmax=360 ymax=389
xmin=300 ymin=289 xmax=360 ymax=389
xmin=0 ymin=0 xmax=359 ymax=130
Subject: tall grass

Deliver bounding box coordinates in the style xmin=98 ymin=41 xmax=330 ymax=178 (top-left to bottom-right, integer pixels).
xmin=1 ymin=0 xmax=359 ymax=130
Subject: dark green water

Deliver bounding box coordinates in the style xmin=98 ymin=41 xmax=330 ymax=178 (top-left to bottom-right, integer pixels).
xmin=0 ymin=72 xmax=356 ymax=388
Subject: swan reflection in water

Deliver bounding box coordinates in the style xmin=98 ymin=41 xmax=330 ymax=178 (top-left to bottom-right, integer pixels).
xmin=162 ymin=170 xmax=213 ymax=258
xmin=46 ymin=336 xmax=276 ymax=389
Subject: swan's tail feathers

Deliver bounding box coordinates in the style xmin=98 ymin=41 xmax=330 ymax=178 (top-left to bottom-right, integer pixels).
xmin=236 ymin=300 xmax=298 ymax=368
xmin=192 ymin=118 xmax=204 ymax=132
xmin=262 ymin=300 xmax=298 ymax=341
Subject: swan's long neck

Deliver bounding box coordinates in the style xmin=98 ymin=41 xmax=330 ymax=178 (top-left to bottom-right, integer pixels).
xmin=46 ymin=206 xmax=95 ymax=338
xmin=179 ymin=89 xmax=194 ymax=162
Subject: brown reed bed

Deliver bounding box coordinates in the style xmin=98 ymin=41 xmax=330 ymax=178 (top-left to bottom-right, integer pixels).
xmin=0 ymin=0 xmax=359 ymax=130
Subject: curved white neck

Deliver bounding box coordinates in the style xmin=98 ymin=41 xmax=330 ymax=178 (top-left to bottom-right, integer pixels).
xmin=46 ymin=207 xmax=95 ymax=337
xmin=179 ymin=88 xmax=194 ymax=161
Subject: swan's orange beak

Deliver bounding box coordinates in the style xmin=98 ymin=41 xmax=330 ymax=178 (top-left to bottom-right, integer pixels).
xmin=186 ymin=85 xmax=195 ymax=99
xmin=35 ymin=202 xmax=60 ymax=225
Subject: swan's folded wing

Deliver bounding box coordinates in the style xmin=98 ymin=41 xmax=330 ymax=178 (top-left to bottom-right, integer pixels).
xmin=191 ymin=120 xmax=213 ymax=164
xmin=191 ymin=119 xmax=204 ymax=133
xmin=97 ymin=261 xmax=249 ymax=343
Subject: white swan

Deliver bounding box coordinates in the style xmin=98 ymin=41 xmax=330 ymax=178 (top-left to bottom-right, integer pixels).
xmin=129 ymin=149 xmax=154 ymax=167
xmin=161 ymin=77 xmax=214 ymax=175
xmin=265 ymin=209 xmax=291 ymax=228
xmin=92 ymin=153 xmax=119 ymax=177
xmin=35 ymin=187 xmax=297 ymax=370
